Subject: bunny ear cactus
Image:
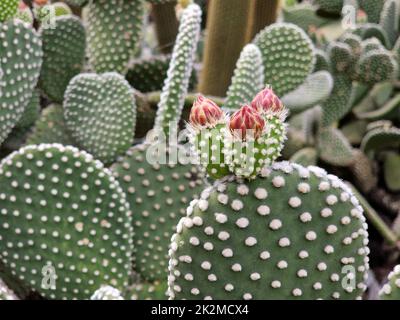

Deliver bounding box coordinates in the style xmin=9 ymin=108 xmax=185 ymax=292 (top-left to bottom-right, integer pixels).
xmin=253 ymin=23 xmax=315 ymax=97
xmin=0 ymin=144 xmax=134 ymax=299
xmin=379 ymin=265 xmax=400 ymax=300
xmin=39 ymin=15 xmax=86 ymax=103
xmin=224 ymin=44 xmax=265 ymax=110
xmin=168 ymin=88 xmax=369 ymax=300
xmin=86 ymin=0 xmax=145 ymax=74
xmin=0 ymin=20 xmax=43 ymax=147
xmin=64 ymin=72 xmax=137 ymax=165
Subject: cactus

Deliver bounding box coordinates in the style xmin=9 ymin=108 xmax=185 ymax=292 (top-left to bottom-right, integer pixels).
xmin=313 ymin=0 xmax=343 ymax=14
xmin=126 ymin=55 xmax=197 ymax=93
xmin=0 ymin=20 xmax=43 ymax=147
xmin=86 ymin=0 xmax=145 ymax=74
xmin=0 ymin=279 xmax=18 ymax=300
xmin=26 ymin=104 xmax=74 ymax=146
xmin=359 ymin=0 xmax=385 ymax=24
xmin=64 ymin=72 xmax=137 ymax=164
xmin=380 ymin=265 xmax=400 ymax=300
xmin=39 ymin=16 xmax=86 ymax=103
xmin=64 ymin=0 xmax=87 ymax=7
xmin=253 ymin=23 xmax=315 ymax=97
xmin=379 ymin=0 xmax=399 ymax=48
xmin=318 ymin=127 xmax=354 ymax=167
xmin=153 ymin=3 xmax=201 ymax=137
xmin=0 ymin=0 xmax=19 ymax=22
xmin=91 ymin=285 xmax=124 ymax=300
xmin=224 ymin=44 xmax=265 ymax=110
xmin=0 ymin=144 xmax=134 ymax=299
xmin=383 ymin=152 xmax=400 ymax=192
xmin=129 ymin=279 xmax=168 ymax=300
xmin=15 ymin=90 xmax=40 ymax=130
xmin=15 ymin=3 xmax=34 ymax=25
xmin=290 ymin=147 xmax=318 ymax=167
xmin=283 ymin=3 xmax=330 ymax=31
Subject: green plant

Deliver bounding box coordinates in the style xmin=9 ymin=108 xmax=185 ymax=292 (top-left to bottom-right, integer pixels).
xmin=379 ymin=265 xmax=400 ymax=300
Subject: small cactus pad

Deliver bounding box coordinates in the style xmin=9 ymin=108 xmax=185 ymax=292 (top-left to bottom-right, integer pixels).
xmin=154 ymin=4 xmax=202 ymax=136
xmin=39 ymin=16 xmax=86 ymax=103
xmin=253 ymin=23 xmax=315 ymax=97
xmin=0 ymin=144 xmax=134 ymax=299
xmin=26 ymin=104 xmax=74 ymax=146
xmin=318 ymin=127 xmax=354 ymax=167
xmin=129 ymin=280 xmax=168 ymax=300
xmin=16 ymin=90 xmax=40 ymax=130
xmin=0 ymin=0 xmax=18 ymax=22
xmin=359 ymin=0 xmax=384 ymax=23
xmin=111 ymin=144 xmax=205 ymax=281
xmin=64 ymin=73 xmax=136 ymax=164
xmin=0 ymin=20 xmax=43 ymax=147
xmin=314 ymin=0 xmax=343 ymax=14
xmin=86 ymin=0 xmax=145 ymax=74
xmin=126 ymin=55 xmax=197 ymax=93
xmin=225 ymin=44 xmax=264 ymax=110
xmin=379 ymin=265 xmax=400 ymax=300
xmin=91 ymin=285 xmax=124 ymax=300
xmin=169 ymin=162 xmax=369 ymax=300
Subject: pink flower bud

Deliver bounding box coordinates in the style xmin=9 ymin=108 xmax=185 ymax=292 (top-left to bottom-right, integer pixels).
xmin=251 ymin=87 xmax=283 ymax=113
xmin=229 ymin=105 xmax=265 ymax=140
xmin=189 ymin=95 xmax=224 ymax=127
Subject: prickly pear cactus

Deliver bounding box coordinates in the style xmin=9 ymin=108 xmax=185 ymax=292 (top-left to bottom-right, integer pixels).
xmin=0 ymin=0 xmax=18 ymax=22
xmin=379 ymin=265 xmax=400 ymax=300
xmin=111 ymin=144 xmax=205 ymax=281
xmin=0 ymin=144 xmax=134 ymax=300
xmin=129 ymin=280 xmax=168 ymax=300
xmin=91 ymin=285 xmax=124 ymax=300
xmin=39 ymin=16 xmax=86 ymax=103
xmin=168 ymin=162 xmax=369 ymax=300
xmin=225 ymin=44 xmax=264 ymax=110
xmin=86 ymin=0 xmax=145 ymax=74
xmin=64 ymin=73 xmax=136 ymax=164
xmin=253 ymin=23 xmax=315 ymax=97
xmin=0 ymin=20 xmax=43 ymax=147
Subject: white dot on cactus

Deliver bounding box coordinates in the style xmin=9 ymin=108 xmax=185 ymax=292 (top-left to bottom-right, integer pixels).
xmin=224 ymin=284 xmax=234 ymax=292
xmin=326 ymin=195 xmax=338 ymax=206
xmin=271 ymin=280 xmax=281 ymax=288
xmin=341 ymin=216 xmax=351 ymax=225
xmin=297 ymin=182 xmax=310 ymax=194
xmin=236 ymin=185 xmax=249 ymax=195
xmin=222 ymin=248 xmax=233 ymax=258
xmin=254 ymin=188 xmax=268 ymax=200
xmin=317 ymin=262 xmax=327 ymax=271
xmin=190 ymin=288 xmax=200 ymax=295
xmin=277 ymin=260 xmax=288 ymax=269
xmin=218 ymin=231 xmax=230 ymax=241
xmin=278 ymin=237 xmax=290 ymax=247
xmin=318 ymin=181 xmax=330 ymax=191
xmin=269 ymin=219 xmax=282 ymax=230
xmin=259 ymin=251 xmax=270 ymax=260
xmin=245 ymin=237 xmax=257 ymax=247
xmin=207 ymin=274 xmax=217 ymax=282
xmin=250 ymin=273 xmax=261 ymax=281
xmin=330 ymin=274 xmax=340 ymax=282
xmin=236 ymin=217 xmax=249 ymax=229
xmin=320 ymin=208 xmax=333 ymax=218
xmin=217 ymin=194 xmax=228 ymax=205
xmin=326 ymin=225 xmax=338 ymax=234
xmin=324 ymin=245 xmax=334 ymax=254
xmin=243 ymin=293 xmax=252 ymax=300
xmin=298 ymin=250 xmax=309 ymax=259
xmin=215 ymin=213 xmax=228 ymax=224
xmin=343 ymin=237 xmax=353 ymax=245
xmin=289 ymin=197 xmax=301 ymax=208
xmin=313 ymin=282 xmax=322 ymax=290
xmin=231 ymin=199 xmax=243 ymax=211
xmin=204 ymin=226 xmax=214 ymax=235
xmin=299 ymin=212 xmax=312 ymax=223
xmin=257 ymin=205 xmax=270 ymax=216
xmin=189 ymin=237 xmax=200 ymax=246
xmin=272 ymin=176 xmax=285 ymax=187
xmin=231 ymin=263 xmax=242 ymax=272
xmin=203 ymin=242 xmax=213 ymax=251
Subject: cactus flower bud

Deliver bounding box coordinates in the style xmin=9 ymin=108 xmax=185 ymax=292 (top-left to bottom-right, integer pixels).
xmin=251 ymin=87 xmax=283 ymax=113
xmin=189 ymin=95 xmax=224 ymax=127
xmin=229 ymin=105 xmax=265 ymax=140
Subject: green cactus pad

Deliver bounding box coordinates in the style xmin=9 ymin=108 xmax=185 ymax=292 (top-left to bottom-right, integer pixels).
xmin=0 ymin=0 xmax=18 ymax=22
xmin=328 ymin=42 xmax=353 ymax=73
xmin=15 ymin=90 xmax=40 ymax=130
xmin=290 ymin=147 xmax=318 ymax=167
xmin=91 ymin=285 xmax=124 ymax=300
xmin=15 ymin=6 xmax=34 ymax=25
xmin=168 ymin=162 xmax=369 ymax=300
xmin=39 ymin=16 xmax=86 ymax=103
xmin=154 ymin=3 xmax=202 ymax=136
xmin=253 ymin=23 xmax=315 ymax=97
xmin=313 ymin=49 xmax=330 ymax=72
xmin=356 ymin=50 xmax=398 ymax=85
xmin=0 ymin=144 xmax=134 ymax=299
xmin=225 ymin=44 xmax=264 ymax=110
xmin=314 ymin=0 xmax=343 ymax=14
xmin=26 ymin=105 xmax=74 ymax=146
xmin=321 ymin=74 xmax=353 ymax=126
xmin=379 ymin=265 xmax=400 ymax=300
xmin=353 ymin=24 xmax=390 ymax=48
xmin=383 ymin=152 xmax=400 ymax=192
xmin=318 ymin=127 xmax=354 ymax=167
xmin=111 ymin=144 xmax=205 ymax=281
xmin=341 ymin=120 xmax=368 ymax=145
xmin=283 ymin=3 xmax=330 ymax=31
xmin=126 ymin=55 xmax=197 ymax=93
xmin=359 ymin=0 xmax=385 ymax=24
xmin=0 ymin=20 xmax=43 ymax=147
xmin=64 ymin=72 xmax=136 ymax=164
xmin=355 ymin=94 xmax=400 ymax=121
xmin=129 ymin=280 xmax=168 ymax=300
xmin=0 ymin=279 xmax=18 ymax=300
xmin=361 ymin=125 xmax=400 ymax=158
xmin=281 ymin=71 xmax=333 ymax=113
xmin=86 ymin=0 xmax=145 ymax=74
xmin=379 ymin=0 xmax=399 ymax=47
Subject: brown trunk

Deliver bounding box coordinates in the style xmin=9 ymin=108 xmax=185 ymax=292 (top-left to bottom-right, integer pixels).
xmin=245 ymin=0 xmax=280 ymax=42
xmin=152 ymin=1 xmax=179 ymax=54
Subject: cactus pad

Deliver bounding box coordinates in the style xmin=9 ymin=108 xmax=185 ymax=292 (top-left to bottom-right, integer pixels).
xmin=0 ymin=144 xmax=134 ymax=299
xmin=129 ymin=280 xmax=168 ymax=300
xmin=0 ymin=20 xmax=42 ymax=147
xmin=0 ymin=0 xmax=18 ymax=22
xmin=86 ymin=0 xmax=145 ymax=74
xmin=379 ymin=265 xmax=400 ymax=300
xmin=253 ymin=23 xmax=315 ymax=97
xmin=112 ymin=144 xmax=205 ymax=281
xmin=64 ymin=73 xmax=136 ymax=164
xmin=168 ymin=162 xmax=369 ymax=300
xmin=39 ymin=16 xmax=86 ymax=103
